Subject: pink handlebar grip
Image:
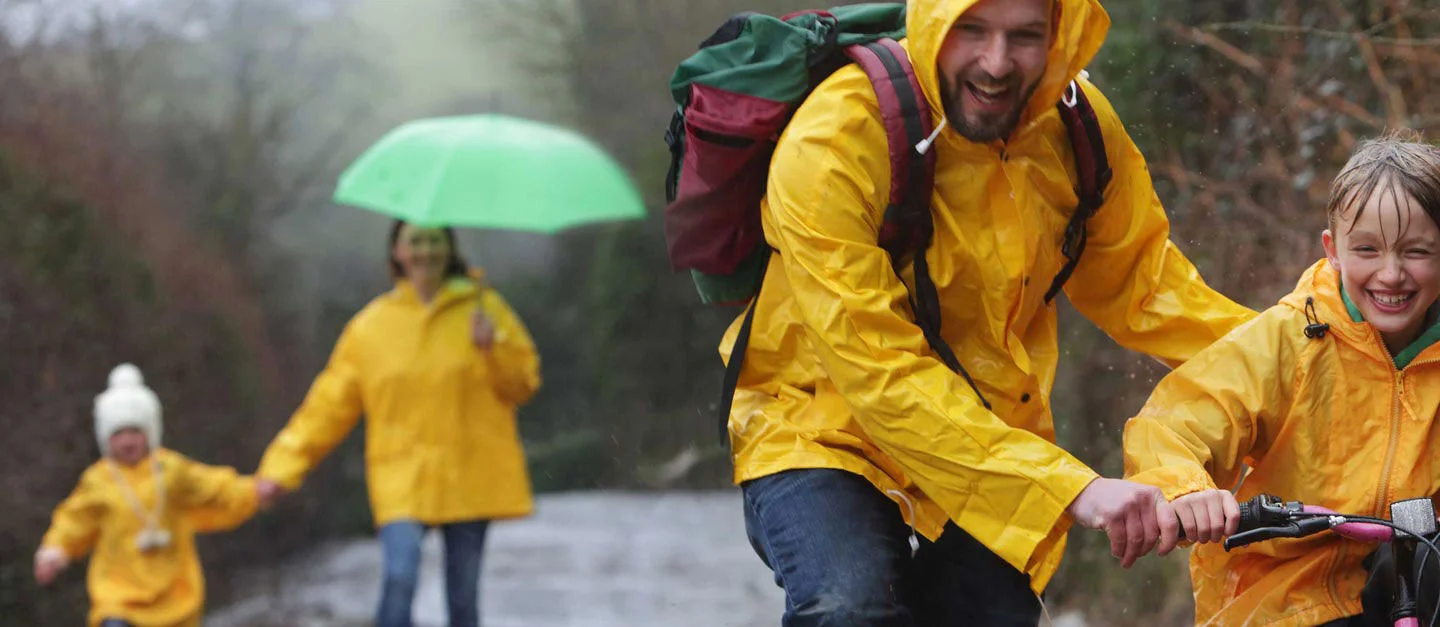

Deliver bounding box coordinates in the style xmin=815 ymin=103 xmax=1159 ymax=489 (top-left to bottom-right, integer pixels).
xmin=1302 ymin=505 xmax=1394 ymax=543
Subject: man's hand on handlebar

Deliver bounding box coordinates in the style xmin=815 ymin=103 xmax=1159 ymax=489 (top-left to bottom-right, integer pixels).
xmin=1068 ymin=477 xmax=1183 ymax=568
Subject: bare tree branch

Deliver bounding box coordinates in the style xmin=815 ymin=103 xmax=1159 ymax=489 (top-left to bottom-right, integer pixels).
xmin=1165 ymin=19 xmax=1385 ymax=128
xmin=1197 ymin=8 xmax=1440 ymax=46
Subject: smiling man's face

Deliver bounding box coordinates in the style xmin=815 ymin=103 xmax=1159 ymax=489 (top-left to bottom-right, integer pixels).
xmin=936 ymin=0 xmax=1052 ymax=143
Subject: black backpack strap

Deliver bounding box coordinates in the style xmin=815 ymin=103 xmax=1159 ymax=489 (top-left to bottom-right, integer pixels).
xmin=716 ymin=251 xmax=770 ymax=444
xmin=844 ymin=40 xmax=934 ymax=262
xmin=1045 ymin=79 xmax=1113 ymax=304
xmin=846 ymin=39 xmax=990 ymax=410
xmin=663 ymin=110 xmax=685 ymax=203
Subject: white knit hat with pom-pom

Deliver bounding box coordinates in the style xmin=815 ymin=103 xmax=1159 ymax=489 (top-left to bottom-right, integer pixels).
xmin=94 ymin=364 xmax=162 ymax=455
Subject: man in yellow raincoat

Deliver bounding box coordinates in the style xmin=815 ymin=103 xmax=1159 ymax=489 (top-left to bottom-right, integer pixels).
xmin=727 ymin=0 xmax=1255 ymax=623
xmin=1125 ymin=133 xmax=1440 ymax=626
xmin=35 ymin=364 xmax=260 ymax=627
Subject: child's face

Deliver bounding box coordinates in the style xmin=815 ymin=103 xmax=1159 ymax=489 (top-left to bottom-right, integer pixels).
xmin=1323 ymin=182 xmax=1440 ymax=352
xmin=108 ymin=428 xmax=150 ymax=466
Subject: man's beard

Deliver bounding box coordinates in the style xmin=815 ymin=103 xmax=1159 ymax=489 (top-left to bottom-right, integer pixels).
xmin=940 ymin=72 xmax=1039 ymax=144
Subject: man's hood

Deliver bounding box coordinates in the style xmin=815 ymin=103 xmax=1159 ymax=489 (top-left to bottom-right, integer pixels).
xmin=905 ymin=0 xmax=1111 ymax=136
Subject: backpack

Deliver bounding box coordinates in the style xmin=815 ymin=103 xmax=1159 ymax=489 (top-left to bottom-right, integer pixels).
xmin=661 ymin=4 xmax=1113 ymax=441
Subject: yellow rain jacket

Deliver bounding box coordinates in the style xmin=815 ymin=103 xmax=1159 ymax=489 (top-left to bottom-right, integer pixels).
xmin=1126 ymin=259 xmax=1440 ymax=626
xmin=726 ymin=0 xmax=1255 ymax=592
xmin=259 ymin=274 xmax=540 ymax=526
xmin=40 ymin=449 xmax=258 ymax=627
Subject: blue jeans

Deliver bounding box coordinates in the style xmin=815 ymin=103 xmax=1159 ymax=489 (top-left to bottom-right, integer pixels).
xmin=376 ymin=520 xmax=490 ymax=627
xmin=742 ymin=469 xmax=1040 ymax=627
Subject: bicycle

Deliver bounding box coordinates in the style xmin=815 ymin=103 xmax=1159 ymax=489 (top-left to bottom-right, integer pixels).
xmin=1220 ymin=493 xmax=1440 ymax=627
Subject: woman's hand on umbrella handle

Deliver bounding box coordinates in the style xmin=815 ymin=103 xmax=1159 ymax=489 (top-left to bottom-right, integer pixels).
xmin=472 ymin=311 xmax=495 ymax=349
xmin=34 ymin=547 xmax=68 ymax=585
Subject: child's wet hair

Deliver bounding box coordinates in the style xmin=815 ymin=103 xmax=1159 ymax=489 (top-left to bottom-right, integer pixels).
xmin=1328 ymin=128 xmax=1440 ymax=238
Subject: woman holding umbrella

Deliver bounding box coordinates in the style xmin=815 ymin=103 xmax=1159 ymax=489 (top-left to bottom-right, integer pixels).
xmin=254 ymin=219 xmax=541 ymax=627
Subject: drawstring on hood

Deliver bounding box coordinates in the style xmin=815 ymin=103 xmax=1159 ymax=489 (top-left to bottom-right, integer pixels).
xmin=106 ymin=457 xmax=171 ymax=551
xmin=915 ymin=118 xmax=948 ymax=155
xmin=884 ymin=488 xmax=921 ymax=558
xmin=1304 ymin=296 xmax=1330 ymax=339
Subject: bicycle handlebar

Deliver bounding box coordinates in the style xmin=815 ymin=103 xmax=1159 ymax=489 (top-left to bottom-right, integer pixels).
xmin=1207 ymin=495 xmax=1439 ymax=627
xmin=1220 ymin=494 xmax=1411 ymax=551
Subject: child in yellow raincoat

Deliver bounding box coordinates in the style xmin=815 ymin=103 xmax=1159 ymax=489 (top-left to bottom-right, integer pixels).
xmin=34 ymin=364 xmax=261 ymax=627
xmin=1124 ymin=130 xmax=1440 ymax=627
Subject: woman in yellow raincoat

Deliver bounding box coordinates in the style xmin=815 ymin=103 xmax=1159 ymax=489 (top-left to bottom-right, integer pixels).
xmin=34 ymin=364 xmax=260 ymax=627
xmin=1125 ymin=131 xmax=1440 ymax=626
xmin=255 ymin=219 xmax=540 ymax=627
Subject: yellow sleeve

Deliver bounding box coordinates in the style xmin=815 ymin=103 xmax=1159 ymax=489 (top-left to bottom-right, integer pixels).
xmin=257 ymin=320 xmax=365 ymax=490
xmin=1123 ymin=308 xmax=1297 ymax=499
xmin=481 ymin=289 xmax=541 ymax=406
xmin=41 ymin=470 xmax=104 ymax=559
xmin=172 ymin=455 xmax=259 ymax=533
xmin=1062 ymin=81 xmax=1257 ymax=368
xmin=760 ymin=78 xmax=1099 ymax=574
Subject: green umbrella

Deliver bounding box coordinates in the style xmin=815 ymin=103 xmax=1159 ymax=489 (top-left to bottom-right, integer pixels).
xmin=334 ymin=114 xmax=646 ymax=233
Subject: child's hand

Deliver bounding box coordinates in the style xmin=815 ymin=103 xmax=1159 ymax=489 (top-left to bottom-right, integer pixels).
xmin=1171 ymin=489 xmax=1240 ymax=544
xmin=255 ymin=478 xmax=287 ymax=509
xmin=34 ymin=547 xmax=68 ymax=585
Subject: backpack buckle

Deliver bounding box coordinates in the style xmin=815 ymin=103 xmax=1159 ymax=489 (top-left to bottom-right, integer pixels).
xmin=664 ymin=110 xmax=685 ymax=153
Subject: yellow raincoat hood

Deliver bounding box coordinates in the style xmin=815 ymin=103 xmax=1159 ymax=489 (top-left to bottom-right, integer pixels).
xmin=728 ymin=0 xmax=1251 ymax=595
xmin=1126 ymin=259 xmax=1440 ymax=626
xmin=906 ymin=0 xmax=1110 ymax=144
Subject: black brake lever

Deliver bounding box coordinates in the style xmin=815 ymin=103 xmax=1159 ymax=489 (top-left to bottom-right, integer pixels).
xmin=1225 ymin=524 xmax=1295 ymax=551
xmin=1224 ymin=515 xmax=1333 ymax=551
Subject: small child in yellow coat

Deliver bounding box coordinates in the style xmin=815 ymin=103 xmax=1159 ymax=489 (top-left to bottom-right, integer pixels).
xmin=34 ymin=364 xmax=262 ymax=627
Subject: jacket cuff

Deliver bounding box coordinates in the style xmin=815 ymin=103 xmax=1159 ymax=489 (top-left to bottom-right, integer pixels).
xmin=257 ymin=455 xmax=307 ymax=492
xmin=1128 ymin=465 xmax=1218 ymax=501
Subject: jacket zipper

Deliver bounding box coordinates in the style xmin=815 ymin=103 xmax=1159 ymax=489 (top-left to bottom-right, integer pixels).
xmin=1374 ymin=369 xmax=1403 ymax=517
xmin=1324 ymin=541 xmax=1348 ymax=617
xmin=1326 ymin=331 xmax=1404 ymax=614
xmin=1371 ymin=330 xmax=1440 ymax=515
xmin=1324 ymin=331 xmax=1440 ymax=614
xmin=1326 ymin=367 xmax=1404 ymax=613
